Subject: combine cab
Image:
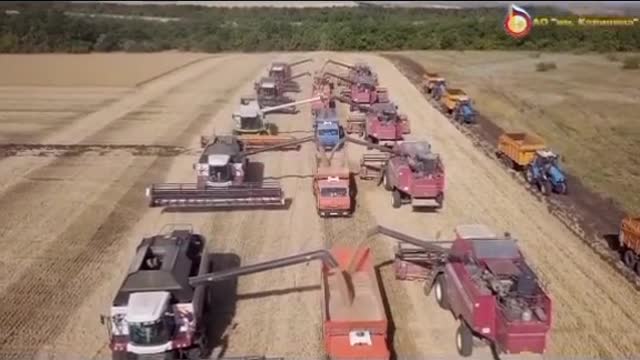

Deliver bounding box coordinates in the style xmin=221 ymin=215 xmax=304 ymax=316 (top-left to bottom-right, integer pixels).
xmin=146 ymin=136 xmax=314 ymax=209
xmin=369 ymin=225 xmax=552 ymax=360
xmin=345 ymin=137 xmax=445 ymax=210
xmin=268 ymin=58 xmax=313 ymax=92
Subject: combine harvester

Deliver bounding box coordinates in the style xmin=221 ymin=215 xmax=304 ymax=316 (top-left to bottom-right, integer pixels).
xmin=100 ymin=225 xmax=283 ymax=360
xmin=102 ymin=225 xmax=388 ymax=360
xmin=267 ymin=58 xmax=313 ymax=92
xmin=230 ymin=95 xmax=321 ymax=140
xmin=321 ymin=59 xmax=379 ymax=86
xmin=341 ymin=136 xmax=445 ymax=210
xmin=323 ymin=72 xmax=388 ymax=110
xmin=313 ymin=142 xmax=354 ymax=217
xmin=254 ymin=72 xmax=311 ymax=110
xmin=496 ymin=132 xmax=568 ymax=195
xmin=337 ymin=97 xmax=410 ymax=145
xmin=439 ymin=88 xmax=476 ymax=124
xmin=145 ymin=135 xmax=315 ymax=209
xmin=369 ymin=225 xmax=552 ymax=360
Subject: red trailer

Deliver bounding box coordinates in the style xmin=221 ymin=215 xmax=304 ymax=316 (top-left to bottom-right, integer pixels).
xmin=370 ymin=225 xmax=552 ymax=360
xmin=322 ymin=246 xmax=390 ymax=360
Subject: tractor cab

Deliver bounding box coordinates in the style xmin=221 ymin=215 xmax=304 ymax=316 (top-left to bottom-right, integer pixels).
xmin=527 ymin=149 xmax=568 ymax=195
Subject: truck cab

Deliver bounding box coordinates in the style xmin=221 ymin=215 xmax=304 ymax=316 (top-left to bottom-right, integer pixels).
xmin=315 ymin=176 xmax=351 ymax=217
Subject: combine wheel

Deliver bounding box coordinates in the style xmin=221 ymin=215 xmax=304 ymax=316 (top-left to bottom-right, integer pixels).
xmin=383 ymin=170 xmax=393 ymax=191
xmin=433 ymin=274 xmax=449 ymax=310
xmin=392 ymin=189 xmax=402 ymax=209
xmin=623 ymin=249 xmax=637 ymax=269
xmin=456 ymin=321 xmax=474 ymax=357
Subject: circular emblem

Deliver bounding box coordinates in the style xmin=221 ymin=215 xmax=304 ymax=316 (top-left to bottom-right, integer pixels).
xmin=504 ymin=4 xmax=533 ymax=38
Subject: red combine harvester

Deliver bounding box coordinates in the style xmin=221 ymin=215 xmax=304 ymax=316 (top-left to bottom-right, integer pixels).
xmin=369 ymin=225 xmax=552 ymax=360
xmin=320 ymin=59 xmax=379 ymax=86
xmin=323 ymin=72 xmax=387 ymax=110
xmin=322 ymin=246 xmax=389 ymax=360
xmin=344 ymin=136 xmax=445 ymax=210
xmin=268 ymin=58 xmax=313 ymax=92
xmin=335 ymin=96 xmax=410 ymax=145
xmin=145 ymin=135 xmax=314 ymax=209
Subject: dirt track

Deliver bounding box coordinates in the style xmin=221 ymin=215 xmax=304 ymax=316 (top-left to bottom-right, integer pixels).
xmin=0 ymin=52 xmax=639 ymax=360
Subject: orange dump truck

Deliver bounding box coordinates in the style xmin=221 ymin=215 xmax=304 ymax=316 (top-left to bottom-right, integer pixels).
xmin=440 ymin=88 xmax=470 ymax=113
xmin=322 ymin=246 xmax=389 ymax=360
xmin=620 ymin=216 xmax=640 ymax=273
xmin=496 ymin=132 xmax=546 ymax=169
xmin=421 ymin=72 xmax=446 ymax=94
xmin=313 ymin=149 xmax=353 ymax=217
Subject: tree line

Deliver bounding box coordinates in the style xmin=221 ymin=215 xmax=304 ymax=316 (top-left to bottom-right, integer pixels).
xmin=0 ymin=2 xmax=638 ymax=53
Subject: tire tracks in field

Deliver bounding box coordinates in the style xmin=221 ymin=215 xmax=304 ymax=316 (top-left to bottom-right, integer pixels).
xmin=0 ymin=56 xmax=267 ymax=360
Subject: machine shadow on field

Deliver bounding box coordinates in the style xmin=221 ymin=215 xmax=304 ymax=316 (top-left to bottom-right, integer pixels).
xmin=203 ymin=252 xmax=241 ymax=359
xmin=374 ymin=260 xmax=398 ymax=360
xmin=237 ymin=284 xmax=320 ymax=301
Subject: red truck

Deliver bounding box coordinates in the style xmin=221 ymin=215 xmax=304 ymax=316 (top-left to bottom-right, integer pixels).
xmin=322 ymin=246 xmax=389 ymax=360
xmin=313 ymin=148 xmax=353 ymax=217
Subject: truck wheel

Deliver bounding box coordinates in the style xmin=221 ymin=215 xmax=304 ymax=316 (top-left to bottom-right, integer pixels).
xmin=456 ymin=321 xmax=474 ymax=357
xmin=392 ymin=189 xmax=402 ymax=209
xmin=623 ymin=249 xmax=637 ymax=269
xmin=434 ymin=274 xmax=450 ymax=310
xmin=383 ymin=171 xmax=392 ymax=191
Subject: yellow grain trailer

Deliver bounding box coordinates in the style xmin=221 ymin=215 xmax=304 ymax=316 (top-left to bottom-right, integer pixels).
xmin=496 ymin=132 xmax=546 ymax=169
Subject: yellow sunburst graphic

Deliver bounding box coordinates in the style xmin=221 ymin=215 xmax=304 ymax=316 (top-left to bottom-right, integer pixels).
xmin=508 ymin=14 xmax=529 ymax=34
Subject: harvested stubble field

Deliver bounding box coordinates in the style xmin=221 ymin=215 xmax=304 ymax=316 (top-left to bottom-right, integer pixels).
xmin=0 ymin=51 xmax=639 ymax=360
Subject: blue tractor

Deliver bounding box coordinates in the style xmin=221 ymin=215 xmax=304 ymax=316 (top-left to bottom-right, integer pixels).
xmin=525 ymin=150 xmax=568 ymax=195
xmin=452 ymin=99 xmax=476 ymax=124
xmin=313 ymin=108 xmax=344 ymax=150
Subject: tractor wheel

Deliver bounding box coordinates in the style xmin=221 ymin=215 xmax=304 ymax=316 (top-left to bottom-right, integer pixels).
xmin=635 ymin=261 xmax=640 ymax=276
xmin=558 ymin=182 xmax=569 ymax=195
xmin=434 ymin=274 xmax=450 ymax=310
xmin=524 ymin=166 xmax=534 ymax=184
xmin=392 ymin=189 xmax=402 ymax=209
xmin=456 ymin=321 xmax=474 ymax=357
xmin=623 ymin=249 xmax=638 ymax=269
xmin=539 ymin=180 xmax=551 ymax=196
xmin=383 ymin=170 xmax=393 ymax=191
xmin=110 ymin=352 xmax=128 ymax=360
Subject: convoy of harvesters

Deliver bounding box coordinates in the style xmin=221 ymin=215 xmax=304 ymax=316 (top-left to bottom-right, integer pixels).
xmin=101 ymin=57 xmax=611 ymax=360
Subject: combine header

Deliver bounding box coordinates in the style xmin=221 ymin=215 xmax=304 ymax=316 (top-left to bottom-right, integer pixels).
xmin=268 ymin=58 xmax=313 ymax=92
xmin=254 ymin=72 xmax=311 ymax=108
xmin=369 ymin=225 xmax=552 ymax=359
xmin=146 ymin=135 xmax=314 ymax=209
xmin=345 ymin=136 xmax=445 ymax=210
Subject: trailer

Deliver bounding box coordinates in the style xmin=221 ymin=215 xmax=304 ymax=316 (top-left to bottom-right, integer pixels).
xmin=620 ymin=216 xmax=640 ymax=274
xmin=369 ymin=225 xmax=552 ymax=360
xmin=322 ymin=246 xmax=389 ymax=360
xmin=421 ymin=72 xmax=446 ymax=94
xmin=440 ymin=88 xmax=471 ymax=114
